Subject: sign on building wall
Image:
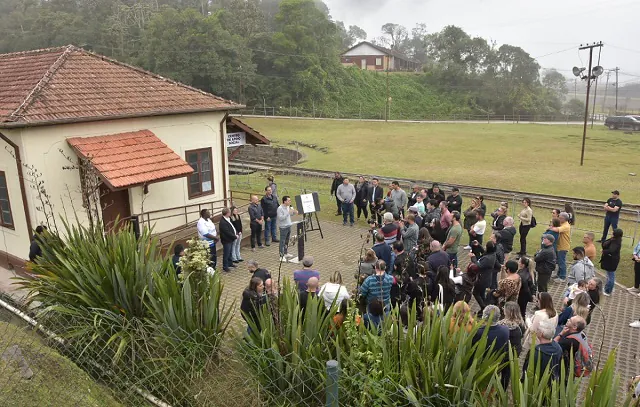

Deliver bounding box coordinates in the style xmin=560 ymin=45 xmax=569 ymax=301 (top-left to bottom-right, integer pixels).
xmin=227 ymin=132 xmax=246 ymax=147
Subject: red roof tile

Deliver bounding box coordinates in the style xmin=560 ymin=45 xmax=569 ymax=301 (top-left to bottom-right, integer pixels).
xmin=0 ymin=45 xmax=242 ymax=127
xmin=67 ymin=130 xmax=194 ymax=189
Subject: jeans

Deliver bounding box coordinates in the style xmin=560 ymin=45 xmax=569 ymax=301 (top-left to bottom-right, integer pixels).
xmin=342 ymin=202 xmax=354 ymax=224
xmin=279 ymin=226 xmax=291 ymax=257
xmin=264 ymin=218 xmax=277 ymax=243
xmin=231 ymin=233 xmax=242 ymax=261
xmin=448 ymin=252 xmax=458 ymax=268
xmin=557 ymin=250 xmax=567 ymax=279
xmin=222 ymin=242 xmax=234 ymax=270
xmin=604 ymin=270 xmax=616 ymax=294
xmin=250 ymin=222 xmax=263 ymax=248
xmin=519 ymin=224 xmax=531 ymax=254
xmin=602 ymin=216 xmax=619 ymax=241
xmin=208 ymin=243 xmax=217 ymax=270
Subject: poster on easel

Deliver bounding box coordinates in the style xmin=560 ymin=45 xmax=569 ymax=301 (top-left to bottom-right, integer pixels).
xmin=295 ymin=192 xmax=320 ymax=214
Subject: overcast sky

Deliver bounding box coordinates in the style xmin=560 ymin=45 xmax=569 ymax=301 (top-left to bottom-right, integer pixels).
xmin=324 ymin=0 xmax=640 ymax=85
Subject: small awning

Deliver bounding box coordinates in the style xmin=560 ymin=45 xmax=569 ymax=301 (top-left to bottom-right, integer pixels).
xmin=227 ymin=117 xmax=270 ymax=146
xmin=67 ymin=129 xmax=194 ymax=190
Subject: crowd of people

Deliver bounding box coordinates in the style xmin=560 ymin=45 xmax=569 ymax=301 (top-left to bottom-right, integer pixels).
xmin=176 ymin=176 xmax=640 ymax=391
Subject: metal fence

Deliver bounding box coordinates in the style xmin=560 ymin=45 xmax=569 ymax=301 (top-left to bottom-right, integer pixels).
xmin=229 ymin=163 xmax=640 ymax=248
xmin=237 ymin=105 xmax=605 ymax=123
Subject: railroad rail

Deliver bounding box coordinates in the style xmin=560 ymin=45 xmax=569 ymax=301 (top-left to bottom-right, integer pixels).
xmin=229 ymin=160 xmax=640 ymax=223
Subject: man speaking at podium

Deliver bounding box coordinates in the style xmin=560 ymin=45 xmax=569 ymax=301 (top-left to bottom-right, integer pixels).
xmin=277 ymin=196 xmax=298 ymax=260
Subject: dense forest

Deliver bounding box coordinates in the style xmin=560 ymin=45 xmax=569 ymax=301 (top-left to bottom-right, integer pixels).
xmin=0 ymin=0 xmax=581 ymax=118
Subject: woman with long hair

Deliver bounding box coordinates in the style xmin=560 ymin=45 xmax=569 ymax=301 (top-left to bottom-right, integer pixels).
xmin=449 ymin=300 xmax=475 ymax=334
xmin=416 ymin=227 xmax=434 ymax=261
xmin=493 ymin=260 xmax=521 ymax=307
xmin=586 ymin=277 xmax=602 ymax=325
xmin=564 ymin=203 xmax=576 ymax=226
xmin=498 ymin=301 xmax=526 ymax=355
xmin=356 ymin=249 xmax=377 ymax=282
xmin=526 ymin=292 xmax=558 ymax=340
xmin=516 ymin=256 xmax=535 ymax=317
xmin=601 ymin=228 xmax=623 ymax=296
xmin=556 ymin=292 xmax=590 ymax=335
xmin=240 ymin=277 xmax=266 ymax=333
xmin=431 ymin=265 xmax=456 ymax=312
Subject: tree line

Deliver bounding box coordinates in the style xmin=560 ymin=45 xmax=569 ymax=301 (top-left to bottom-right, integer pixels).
xmin=0 ymin=0 xmax=578 ymax=117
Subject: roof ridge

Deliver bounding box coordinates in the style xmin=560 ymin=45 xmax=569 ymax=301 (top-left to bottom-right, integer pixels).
xmin=75 ymin=47 xmax=240 ymax=106
xmin=0 ymin=45 xmax=71 ymax=59
xmin=9 ymin=45 xmax=75 ymax=121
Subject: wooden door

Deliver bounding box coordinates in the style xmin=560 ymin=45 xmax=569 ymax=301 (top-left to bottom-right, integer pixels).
xmin=100 ymin=184 xmax=131 ymax=232
xmin=361 ymin=58 xmax=367 ymax=70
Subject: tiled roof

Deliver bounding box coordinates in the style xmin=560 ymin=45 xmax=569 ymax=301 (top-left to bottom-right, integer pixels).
xmin=67 ymin=130 xmax=194 ymax=190
xmin=228 ymin=116 xmax=270 ymax=145
xmin=0 ymin=45 xmax=242 ymax=127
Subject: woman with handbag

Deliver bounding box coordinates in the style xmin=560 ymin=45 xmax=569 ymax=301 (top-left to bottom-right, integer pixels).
xmin=429 ymin=265 xmax=456 ymax=313
xmin=492 ymin=260 xmax=521 ymax=308
xmin=600 ymin=228 xmax=623 ymax=296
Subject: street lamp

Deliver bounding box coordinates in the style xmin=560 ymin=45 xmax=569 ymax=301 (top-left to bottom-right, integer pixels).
xmin=573 ymin=41 xmax=604 ymax=166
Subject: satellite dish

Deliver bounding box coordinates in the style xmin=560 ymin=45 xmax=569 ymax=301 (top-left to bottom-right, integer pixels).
xmin=592 ymin=66 xmax=604 ymax=77
xmin=572 ymin=67 xmax=583 ymax=77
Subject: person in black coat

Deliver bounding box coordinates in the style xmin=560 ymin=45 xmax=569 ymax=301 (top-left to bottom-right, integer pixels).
xmin=241 ymin=277 xmax=266 ymax=333
xmin=330 ymin=172 xmax=344 ymax=216
xmin=372 ymin=233 xmax=392 ymax=272
xmin=473 ymin=305 xmax=511 ymax=389
xmin=28 ymin=225 xmax=47 ymax=263
xmin=355 ymin=176 xmax=370 ymax=221
xmin=172 ymin=244 xmax=184 ymax=277
xmin=427 ymin=183 xmax=445 ymax=204
xmin=219 ymin=208 xmax=238 ymax=272
xmin=516 ymin=257 xmax=535 ymax=317
xmin=446 ymin=187 xmax=463 ymax=213
xmin=471 ymin=241 xmax=498 ymax=314
xmin=368 ymin=177 xmax=384 ymax=218
xmin=601 ymin=228 xmax=623 ymax=295
xmin=534 ymin=234 xmax=557 ymax=293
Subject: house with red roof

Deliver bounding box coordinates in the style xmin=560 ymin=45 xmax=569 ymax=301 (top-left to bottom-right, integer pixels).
xmin=0 ymin=45 xmax=268 ymax=267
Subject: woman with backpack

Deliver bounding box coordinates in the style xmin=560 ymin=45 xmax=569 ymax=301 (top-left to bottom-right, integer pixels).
xmin=601 ymin=228 xmax=623 ymax=296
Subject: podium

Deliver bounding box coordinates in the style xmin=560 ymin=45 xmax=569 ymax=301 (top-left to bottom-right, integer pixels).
xmin=281 ymin=220 xmax=305 ymax=264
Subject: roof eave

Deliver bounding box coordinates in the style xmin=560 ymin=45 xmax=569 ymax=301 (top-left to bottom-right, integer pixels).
xmin=105 ymin=171 xmax=195 ymax=192
xmin=0 ymin=105 xmax=245 ymax=129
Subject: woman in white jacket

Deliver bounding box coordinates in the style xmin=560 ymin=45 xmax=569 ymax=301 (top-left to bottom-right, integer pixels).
xmin=319 ymin=271 xmax=351 ymax=311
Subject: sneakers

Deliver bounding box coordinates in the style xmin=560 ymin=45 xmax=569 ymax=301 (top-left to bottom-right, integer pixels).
xmin=343 ymin=222 xmax=347 ymax=226
xmin=285 ymin=253 xmax=295 ymax=259
xmin=603 ymin=292 xmax=611 ymax=297
xmin=257 ymin=245 xmax=265 ymax=249
xmin=553 ymin=277 xmax=566 ymax=284
xmin=272 ymin=239 xmax=280 ymax=243
xmin=463 ymin=245 xmax=472 ymax=251
xmin=630 ymin=320 xmax=640 ymax=328
xmin=627 ymin=287 xmax=640 ymax=294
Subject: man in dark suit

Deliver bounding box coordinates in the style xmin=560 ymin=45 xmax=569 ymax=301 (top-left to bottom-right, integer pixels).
xmin=368 ymin=177 xmax=384 ymax=218
xmin=219 ymin=207 xmax=238 ymax=272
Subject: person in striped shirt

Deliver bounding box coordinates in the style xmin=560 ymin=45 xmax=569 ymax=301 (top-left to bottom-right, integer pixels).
xmin=360 ymin=260 xmax=394 ymax=313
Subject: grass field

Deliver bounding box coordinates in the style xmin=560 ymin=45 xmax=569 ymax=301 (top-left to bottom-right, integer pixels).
xmin=242 ymin=118 xmax=640 ymax=203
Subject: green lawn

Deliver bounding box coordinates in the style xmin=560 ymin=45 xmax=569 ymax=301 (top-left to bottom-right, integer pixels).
xmin=242 ymin=118 xmax=640 ymax=204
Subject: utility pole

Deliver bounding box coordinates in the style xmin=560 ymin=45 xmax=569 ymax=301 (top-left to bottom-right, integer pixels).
xmin=385 ymin=59 xmax=390 ymax=122
xmin=578 ymin=41 xmax=604 ymax=166
xmin=614 ymin=67 xmax=620 ymax=114
xmin=574 ymin=79 xmax=577 ymax=100
xmin=601 ymin=70 xmax=611 ymax=113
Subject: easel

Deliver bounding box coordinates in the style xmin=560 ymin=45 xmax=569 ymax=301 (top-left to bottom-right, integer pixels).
xmin=295 ymin=191 xmax=323 ymax=241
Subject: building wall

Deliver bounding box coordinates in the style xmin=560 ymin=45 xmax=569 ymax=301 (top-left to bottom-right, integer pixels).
xmin=2 ymin=111 xmax=229 ymax=260
xmin=342 ymin=43 xmax=386 ymax=57
xmin=340 ymin=55 xmax=387 ymax=70
xmin=0 ymin=129 xmax=30 ymax=261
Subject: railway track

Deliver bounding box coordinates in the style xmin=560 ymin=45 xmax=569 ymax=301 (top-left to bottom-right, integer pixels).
xmin=229 ymin=160 xmax=640 ymax=223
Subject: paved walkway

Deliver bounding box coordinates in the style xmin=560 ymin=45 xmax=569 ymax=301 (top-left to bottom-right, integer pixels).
xmin=2 ymin=219 xmax=639 ymax=395
xmin=217 ymin=220 xmax=640 ymax=393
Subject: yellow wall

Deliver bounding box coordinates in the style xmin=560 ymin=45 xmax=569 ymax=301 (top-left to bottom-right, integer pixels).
xmin=0 ymin=129 xmax=30 ymax=260
xmin=1 ymin=111 xmax=230 ymax=260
